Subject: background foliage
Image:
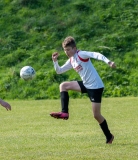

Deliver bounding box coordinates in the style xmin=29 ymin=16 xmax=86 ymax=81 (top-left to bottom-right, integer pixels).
xmin=0 ymin=0 xmax=138 ymax=99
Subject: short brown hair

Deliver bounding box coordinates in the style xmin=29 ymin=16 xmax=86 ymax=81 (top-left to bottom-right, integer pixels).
xmin=62 ymin=36 xmax=76 ymax=48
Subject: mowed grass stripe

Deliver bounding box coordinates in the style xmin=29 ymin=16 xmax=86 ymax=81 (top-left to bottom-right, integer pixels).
xmin=0 ymin=98 xmax=138 ymax=160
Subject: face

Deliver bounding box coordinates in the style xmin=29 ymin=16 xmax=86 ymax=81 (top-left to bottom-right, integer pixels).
xmin=63 ymin=46 xmax=77 ymax=58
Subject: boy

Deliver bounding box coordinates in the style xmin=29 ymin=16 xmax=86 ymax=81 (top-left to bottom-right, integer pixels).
xmin=0 ymin=99 xmax=11 ymax=111
xmin=50 ymin=36 xmax=116 ymax=144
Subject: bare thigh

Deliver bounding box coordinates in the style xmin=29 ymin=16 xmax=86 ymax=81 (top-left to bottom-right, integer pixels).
xmin=60 ymin=81 xmax=81 ymax=92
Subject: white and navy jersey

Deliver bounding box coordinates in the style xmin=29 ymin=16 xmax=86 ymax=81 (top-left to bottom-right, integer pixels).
xmin=53 ymin=50 xmax=110 ymax=89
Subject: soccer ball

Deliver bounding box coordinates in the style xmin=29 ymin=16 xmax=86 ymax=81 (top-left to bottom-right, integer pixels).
xmin=20 ymin=66 xmax=35 ymax=80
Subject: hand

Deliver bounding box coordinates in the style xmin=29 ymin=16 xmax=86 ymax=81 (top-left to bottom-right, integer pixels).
xmin=0 ymin=99 xmax=11 ymax=111
xmin=52 ymin=52 xmax=59 ymax=62
xmin=108 ymin=61 xmax=116 ymax=68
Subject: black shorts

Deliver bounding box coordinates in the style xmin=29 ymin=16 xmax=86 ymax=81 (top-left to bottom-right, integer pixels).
xmin=77 ymin=81 xmax=104 ymax=103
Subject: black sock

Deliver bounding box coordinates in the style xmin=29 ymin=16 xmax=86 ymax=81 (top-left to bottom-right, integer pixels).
xmin=60 ymin=91 xmax=69 ymax=113
xmin=100 ymin=119 xmax=112 ymax=142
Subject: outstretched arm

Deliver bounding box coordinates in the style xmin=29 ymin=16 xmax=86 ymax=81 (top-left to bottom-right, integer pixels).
xmin=79 ymin=51 xmax=116 ymax=68
xmin=0 ymin=99 xmax=11 ymax=111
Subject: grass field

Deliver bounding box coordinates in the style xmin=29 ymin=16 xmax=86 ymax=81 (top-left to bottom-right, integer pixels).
xmin=0 ymin=98 xmax=138 ymax=160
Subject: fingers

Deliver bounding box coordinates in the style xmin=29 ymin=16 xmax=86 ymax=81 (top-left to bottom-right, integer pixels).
xmin=0 ymin=100 xmax=11 ymax=111
xmin=4 ymin=105 xmax=11 ymax=111
xmin=52 ymin=52 xmax=58 ymax=57
xmin=52 ymin=52 xmax=59 ymax=61
xmin=111 ymin=62 xmax=116 ymax=68
xmin=108 ymin=62 xmax=116 ymax=68
xmin=6 ymin=104 xmax=11 ymax=111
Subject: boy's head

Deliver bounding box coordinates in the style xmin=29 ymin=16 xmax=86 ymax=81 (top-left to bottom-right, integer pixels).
xmin=62 ymin=36 xmax=76 ymax=48
xmin=62 ymin=36 xmax=77 ymax=57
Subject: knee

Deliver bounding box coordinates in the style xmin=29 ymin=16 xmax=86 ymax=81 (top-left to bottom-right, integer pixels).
xmin=60 ymin=82 xmax=69 ymax=91
xmin=93 ymin=114 xmax=98 ymax=120
xmin=93 ymin=113 xmax=100 ymax=120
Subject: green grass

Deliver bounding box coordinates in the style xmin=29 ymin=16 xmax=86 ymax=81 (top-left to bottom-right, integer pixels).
xmin=0 ymin=98 xmax=138 ymax=160
xmin=0 ymin=0 xmax=138 ymax=98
